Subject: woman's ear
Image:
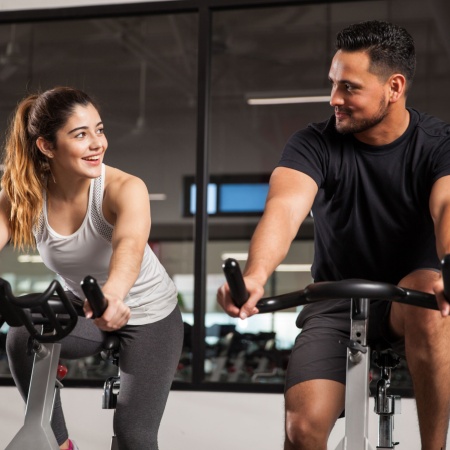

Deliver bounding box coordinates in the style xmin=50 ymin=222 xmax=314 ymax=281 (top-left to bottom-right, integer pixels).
xmin=36 ymin=137 xmax=54 ymax=159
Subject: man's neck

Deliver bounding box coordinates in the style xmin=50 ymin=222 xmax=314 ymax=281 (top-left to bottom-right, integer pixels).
xmin=354 ymin=107 xmax=410 ymax=147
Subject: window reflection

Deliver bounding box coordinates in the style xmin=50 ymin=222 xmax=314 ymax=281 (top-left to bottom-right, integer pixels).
xmin=1 ymin=0 xmax=450 ymax=394
xmin=0 ymin=11 xmax=198 ymax=384
xmin=207 ymin=0 xmax=450 ymax=389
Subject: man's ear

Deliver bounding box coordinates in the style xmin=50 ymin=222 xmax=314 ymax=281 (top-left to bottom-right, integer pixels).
xmin=36 ymin=137 xmax=54 ymax=159
xmin=388 ymin=73 xmax=407 ymax=103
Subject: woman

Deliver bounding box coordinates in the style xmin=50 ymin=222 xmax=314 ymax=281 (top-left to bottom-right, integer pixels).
xmin=0 ymin=86 xmax=184 ymax=449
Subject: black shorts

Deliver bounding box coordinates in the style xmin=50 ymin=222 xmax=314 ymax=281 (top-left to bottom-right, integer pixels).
xmin=285 ymin=298 xmax=405 ymax=392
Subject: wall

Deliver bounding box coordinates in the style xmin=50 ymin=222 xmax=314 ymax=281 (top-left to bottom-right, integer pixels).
xmin=0 ymin=0 xmax=174 ymax=11
xmin=0 ymin=386 xmax=442 ymax=450
xmin=0 ymin=3 xmax=446 ymax=449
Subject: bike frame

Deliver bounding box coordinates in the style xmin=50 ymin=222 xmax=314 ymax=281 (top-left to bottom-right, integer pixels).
xmin=223 ymin=257 xmax=450 ymax=449
xmin=0 ymin=277 xmax=108 ymax=450
xmin=334 ymin=297 xmax=374 ymax=450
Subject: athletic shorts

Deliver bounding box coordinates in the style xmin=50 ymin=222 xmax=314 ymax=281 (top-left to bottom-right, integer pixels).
xmin=285 ymin=298 xmax=405 ymax=392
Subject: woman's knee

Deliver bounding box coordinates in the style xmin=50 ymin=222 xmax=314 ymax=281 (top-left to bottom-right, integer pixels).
xmin=6 ymin=326 xmax=29 ymax=352
xmin=5 ymin=326 xmax=32 ymax=369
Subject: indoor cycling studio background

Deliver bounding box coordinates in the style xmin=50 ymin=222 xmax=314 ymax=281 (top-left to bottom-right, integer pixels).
xmin=0 ymin=387 xmax=447 ymax=449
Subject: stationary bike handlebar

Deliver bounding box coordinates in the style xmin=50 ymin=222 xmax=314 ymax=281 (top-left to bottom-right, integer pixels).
xmin=222 ymin=256 xmax=450 ymax=313
xmin=0 ymin=275 xmax=107 ymax=343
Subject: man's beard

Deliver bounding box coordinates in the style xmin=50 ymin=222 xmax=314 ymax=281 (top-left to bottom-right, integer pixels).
xmin=335 ymin=97 xmax=389 ymax=135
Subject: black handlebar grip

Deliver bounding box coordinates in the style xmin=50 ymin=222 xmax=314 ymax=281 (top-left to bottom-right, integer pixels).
xmin=222 ymin=258 xmax=249 ymax=308
xmin=81 ymin=276 xmax=107 ymax=319
xmin=441 ymin=254 xmax=450 ymax=302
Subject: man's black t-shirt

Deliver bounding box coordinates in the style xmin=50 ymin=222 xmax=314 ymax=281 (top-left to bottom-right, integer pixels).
xmin=279 ymin=108 xmax=450 ymax=286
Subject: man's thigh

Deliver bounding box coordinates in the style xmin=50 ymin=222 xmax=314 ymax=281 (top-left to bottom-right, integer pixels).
xmin=389 ymin=269 xmax=441 ymax=338
xmin=285 ymin=322 xmax=349 ymax=391
xmin=285 ymin=378 xmax=345 ymax=426
xmin=287 ymin=300 xmax=392 ymax=391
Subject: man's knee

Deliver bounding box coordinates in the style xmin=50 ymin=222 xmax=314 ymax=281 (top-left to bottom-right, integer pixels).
xmin=390 ymin=269 xmax=443 ymax=338
xmin=398 ymin=269 xmax=440 ymax=293
xmin=284 ymin=380 xmax=344 ymax=450
xmin=285 ymin=408 xmax=330 ymax=449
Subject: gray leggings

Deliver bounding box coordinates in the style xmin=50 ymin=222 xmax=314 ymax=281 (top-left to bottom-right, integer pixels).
xmin=6 ymin=305 xmax=184 ymax=450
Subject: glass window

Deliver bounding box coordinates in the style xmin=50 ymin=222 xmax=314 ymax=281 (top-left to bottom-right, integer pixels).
xmin=1 ymin=0 xmax=450 ymax=393
xmin=0 ymin=12 xmax=198 ymax=384
xmin=206 ymin=0 xmax=450 ymax=390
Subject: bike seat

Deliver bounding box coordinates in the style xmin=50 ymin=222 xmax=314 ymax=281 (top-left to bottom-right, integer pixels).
xmin=101 ymin=334 xmax=120 ymax=365
xmin=103 ymin=334 xmax=120 ymax=351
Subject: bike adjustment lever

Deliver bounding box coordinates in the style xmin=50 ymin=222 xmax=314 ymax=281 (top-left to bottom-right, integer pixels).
xmin=81 ymin=276 xmax=108 ymax=319
xmin=222 ymin=258 xmax=249 ymax=308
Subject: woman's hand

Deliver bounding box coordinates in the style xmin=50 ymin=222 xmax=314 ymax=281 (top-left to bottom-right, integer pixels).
xmin=84 ymin=292 xmax=131 ymax=331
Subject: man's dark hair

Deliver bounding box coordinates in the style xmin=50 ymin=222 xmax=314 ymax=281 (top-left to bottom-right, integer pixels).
xmin=336 ymin=20 xmax=416 ymax=93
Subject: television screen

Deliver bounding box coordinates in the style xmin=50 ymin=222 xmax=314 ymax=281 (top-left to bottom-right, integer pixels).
xmin=184 ymin=174 xmax=270 ymax=216
xmin=219 ymin=183 xmax=269 ymax=213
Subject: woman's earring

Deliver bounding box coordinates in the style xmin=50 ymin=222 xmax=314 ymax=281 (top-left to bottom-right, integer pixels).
xmin=49 ymin=168 xmax=56 ymax=184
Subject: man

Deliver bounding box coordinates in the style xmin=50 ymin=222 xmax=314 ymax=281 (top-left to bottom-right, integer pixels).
xmin=217 ymin=20 xmax=450 ymax=450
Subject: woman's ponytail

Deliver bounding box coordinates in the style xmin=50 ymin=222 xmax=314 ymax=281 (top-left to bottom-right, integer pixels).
xmin=1 ymin=95 xmax=47 ymax=250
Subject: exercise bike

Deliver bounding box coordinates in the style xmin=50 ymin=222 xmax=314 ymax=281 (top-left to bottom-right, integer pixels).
xmin=223 ymin=256 xmax=450 ymax=450
xmin=0 ymin=275 xmax=120 ymax=450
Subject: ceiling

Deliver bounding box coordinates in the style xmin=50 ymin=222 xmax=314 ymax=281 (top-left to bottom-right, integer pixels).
xmin=1 ymin=0 xmax=450 ymax=278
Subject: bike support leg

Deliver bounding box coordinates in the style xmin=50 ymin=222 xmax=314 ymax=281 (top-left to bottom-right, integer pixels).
xmin=6 ymin=342 xmax=61 ymax=450
xmin=334 ymin=298 xmax=375 ymax=450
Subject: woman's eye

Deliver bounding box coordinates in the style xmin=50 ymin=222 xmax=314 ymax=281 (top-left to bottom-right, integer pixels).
xmin=97 ymin=128 xmax=104 ymax=135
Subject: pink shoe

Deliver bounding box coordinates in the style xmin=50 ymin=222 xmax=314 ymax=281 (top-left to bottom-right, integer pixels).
xmin=68 ymin=440 xmax=79 ymax=450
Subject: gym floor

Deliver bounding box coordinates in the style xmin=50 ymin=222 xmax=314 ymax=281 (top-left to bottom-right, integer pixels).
xmin=0 ymin=387 xmax=438 ymax=449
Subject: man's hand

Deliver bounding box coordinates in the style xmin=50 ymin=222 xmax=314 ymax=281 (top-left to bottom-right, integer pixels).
xmin=217 ymin=276 xmax=264 ymax=320
xmin=433 ymin=275 xmax=450 ymax=317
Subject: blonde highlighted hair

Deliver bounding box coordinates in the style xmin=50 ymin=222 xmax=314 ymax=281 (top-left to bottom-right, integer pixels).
xmin=1 ymin=87 xmax=97 ymax=250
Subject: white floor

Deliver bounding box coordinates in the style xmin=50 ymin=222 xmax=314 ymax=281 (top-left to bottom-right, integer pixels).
xmin=0 ymin=386 xmax=444 ymax=449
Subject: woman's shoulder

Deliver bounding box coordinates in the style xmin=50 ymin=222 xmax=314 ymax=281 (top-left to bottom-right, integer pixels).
xmin=103 ymin=165 xmax=148 ymax=200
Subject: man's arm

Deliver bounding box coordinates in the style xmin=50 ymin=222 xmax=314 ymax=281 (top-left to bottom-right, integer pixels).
xmin=429 ymin=174 xmax=450 ymax=315
xmin=217 ymin=167 xmax=318 ymax=319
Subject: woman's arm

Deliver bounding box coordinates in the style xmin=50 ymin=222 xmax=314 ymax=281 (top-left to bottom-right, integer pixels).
xmin=84 ymin=168 xmax=151 ymax=330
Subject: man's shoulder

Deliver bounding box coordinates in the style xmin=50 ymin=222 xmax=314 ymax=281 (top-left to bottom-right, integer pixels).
xmin=308 ymin=115 xmax=337 ymax=135
xmin=289 ymin=115 xmax=340 ymax=145
xmin=411 ymin=108 xmax=450 ymax=137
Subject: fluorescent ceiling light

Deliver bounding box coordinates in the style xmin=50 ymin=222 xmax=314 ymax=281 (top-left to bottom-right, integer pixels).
xmin=221 ymin=252 xmax=248 ymax=261
xmin=220 ymin=253 xmax=311 ymax=273
xmin=149 ymin=193 xmax=167 ymax=201
xmin=275 ymin=264 xmax=311 ymax=272
xmin=18 ymin=254 xmax=43 ymax=263
xmin=247 ymin=96 xmax=330 ymax=105
xmin=246 ymin=90 xmax=330 ymax=106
